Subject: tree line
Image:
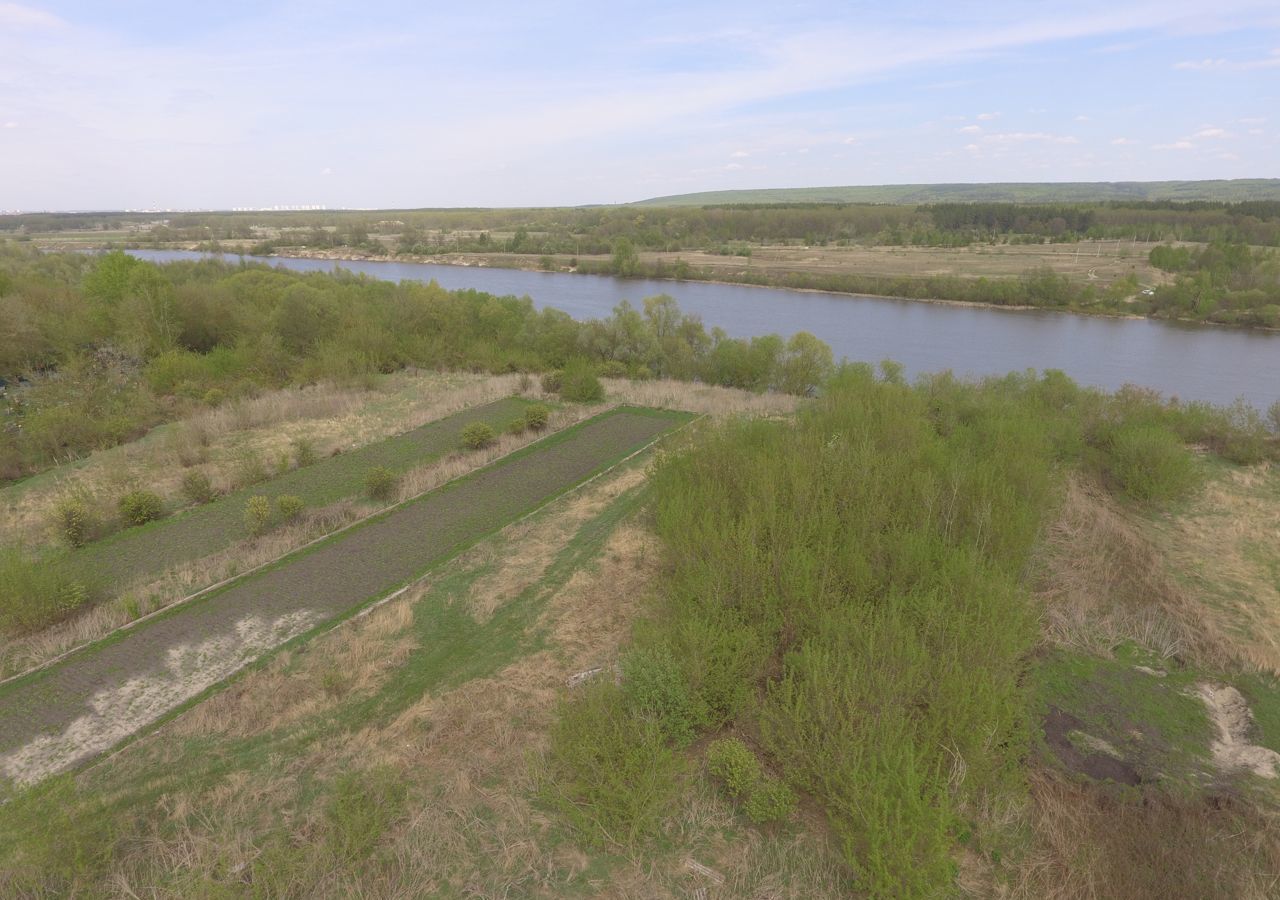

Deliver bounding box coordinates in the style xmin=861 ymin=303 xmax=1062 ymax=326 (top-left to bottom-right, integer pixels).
xmin=0 ymin=248 xmax=833 ymax=480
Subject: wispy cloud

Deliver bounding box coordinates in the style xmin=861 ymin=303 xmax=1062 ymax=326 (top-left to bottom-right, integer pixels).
xmin=1175 ymin=48 xmax=1280 ymax=69
xmin=0 ymin=2 xmax=63 ymax=29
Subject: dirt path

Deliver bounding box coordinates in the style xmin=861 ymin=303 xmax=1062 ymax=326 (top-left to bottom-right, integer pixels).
xmin=0 ymin=409 xmax=680 ymax=786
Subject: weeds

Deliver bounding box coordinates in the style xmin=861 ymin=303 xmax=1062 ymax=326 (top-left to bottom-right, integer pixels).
xmin=364 ymin=466 xmax=398 ymax=500
xmin=179 ymin=469 xmax=216 ymax=505
xmin=0 ymin=547 xmax=89 ymax=634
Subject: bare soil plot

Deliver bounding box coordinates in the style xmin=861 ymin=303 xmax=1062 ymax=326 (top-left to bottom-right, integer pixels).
xmin=0 ymin=407 xmax=685 ymax=785
xmin=62 ymin=396 xmax=532 ymax=592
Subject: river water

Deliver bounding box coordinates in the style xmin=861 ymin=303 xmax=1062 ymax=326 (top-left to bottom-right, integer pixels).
xmin=128 ymin=249 xmax=1279 ymax=410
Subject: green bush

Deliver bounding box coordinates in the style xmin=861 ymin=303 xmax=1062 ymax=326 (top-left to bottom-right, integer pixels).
xmin=505 ymin=417 xmax=527 ymax=435
xmin=744 ymin=777 xmax=798 ymax=825
xmin=180 ymin=470 xmax=216 ymax=505
xmin=545 ymin=680 xmax=685 ymax=848
xmin=118 ymin=490 xmax=163 ymax=527
xmin=0 ymin=547 xmax=89 ymax=633
xmin=244 ymin=495 xmax=273 ymax=536
xmin=524 ymin=403 xmax=551 ymax=431
xmin=276 ymin=494 xmax=304 ymax=523
xmin=540 ymin=371 xmax=563 ymax=394
xmin=232 ymin=448 xmax=268 ymax=488
xmin=600 ymin=359 xmax=628 ymax=379
xmin=1106 ymin=424 xmax=1203 ymax=501
xmin=705 ymin=737 xmax=761 ymax=798
xmin=201 ymin=388 xmax=225 ymax=407
xmin=293 ymin=437 xmax=318 ymax=468
xmin=621 ymin=647 xmax=699 ymax=747
xmin=364 ymin=466 xmax=398 ymax=501
xmin=461 ymin=422 xmax=496 ymax=450
xmin=53 ymin=494 xmax=92 ymax=548
xmin=559 ymin=358 xmax=605 ymax=403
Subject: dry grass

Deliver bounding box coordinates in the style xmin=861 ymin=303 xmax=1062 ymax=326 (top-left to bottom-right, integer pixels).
xmin=0 ymin=371 xmax=514 ymax=545
xmin=1145 ymin=463 xmax=1280 ymax=675
xmin=1035 ymin=474 xmax=1235 ymax=669
xmin=985 ymin=770 xmax=1280 ymax=900
xmin=602 ymin=378 xmax=800 ymax=418
xmin=97 ymin=459 xmax=847 ymax=897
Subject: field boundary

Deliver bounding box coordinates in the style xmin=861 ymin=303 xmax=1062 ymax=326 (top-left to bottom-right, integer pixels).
xmin=0 ymin=402 xmax=620 ymax=690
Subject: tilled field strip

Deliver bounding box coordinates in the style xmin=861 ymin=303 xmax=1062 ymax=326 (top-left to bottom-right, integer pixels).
xmin=65 ymin=396 xmax=531 ymax=591
xmin=0 ymin=408 xmax=682 ymax=785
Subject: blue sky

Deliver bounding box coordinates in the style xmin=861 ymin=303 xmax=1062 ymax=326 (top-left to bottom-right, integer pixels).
xmin=1 ymin=0 xmax=1277 ymax=209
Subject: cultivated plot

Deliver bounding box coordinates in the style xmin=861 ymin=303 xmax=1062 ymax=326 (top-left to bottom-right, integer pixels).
xmin=0 ymin=407 xmax=686 ymax=786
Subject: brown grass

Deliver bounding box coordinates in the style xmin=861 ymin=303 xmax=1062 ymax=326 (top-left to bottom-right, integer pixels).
xmin=94 ymin=458 xmax=847 ymax=897
xmin=1145 ymin=463 xmax=1280 ymax=675
xmin=988 ymin=770 xmax=1280 ymax=900
xmin=1035 ymin=474 xmax=1235 ymax=669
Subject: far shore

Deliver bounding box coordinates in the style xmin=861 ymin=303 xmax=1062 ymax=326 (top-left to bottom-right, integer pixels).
xmin=53 ymin=241 xmax=1277 ymax=333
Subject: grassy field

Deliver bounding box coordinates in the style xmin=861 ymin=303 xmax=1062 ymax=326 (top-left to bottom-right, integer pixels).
xmin=0 ymin=406 xmax=689 ymax=787
xmin=3 ymin=369 xmax=1279 ymax=897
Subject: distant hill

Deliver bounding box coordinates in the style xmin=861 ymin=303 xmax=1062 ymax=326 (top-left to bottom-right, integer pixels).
xmin=632 ymin=180 xmax=1280 ymax=206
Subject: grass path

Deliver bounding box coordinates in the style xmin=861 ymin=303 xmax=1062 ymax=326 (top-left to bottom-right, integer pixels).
xmin=0 ymin=407 xmax=686 ymax=786
xmin=63 ymin=396 xmax=533 ymax=591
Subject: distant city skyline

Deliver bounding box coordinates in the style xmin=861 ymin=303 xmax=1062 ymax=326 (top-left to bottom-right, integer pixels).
xmin=2 ymin=0 xmax=1277 ymax=210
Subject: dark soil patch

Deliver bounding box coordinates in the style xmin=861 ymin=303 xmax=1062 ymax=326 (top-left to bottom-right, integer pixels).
xmin=1043 ymin=706 xmax=1141 ymax=786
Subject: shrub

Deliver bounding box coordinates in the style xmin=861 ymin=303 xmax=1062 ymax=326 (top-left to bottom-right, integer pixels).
xmin=540 ymin=370 xmax=563 ymax=394
xmin=621 ymin=647 xmax=699 ymax=747
xmin=600 ymin=360 xmax=628 ymax=379
xmin=180 ymin=470 xmax=217 ymax=505
xmin=232 ymin=448 xmax=268 ymax=488
xmin=705 ymin=737 xmax=761 ymax=798
xmin=53 ymin=494 xmax=92 ymax=548
xmin=524 ymin=403 xmax=551 ymax=431
xmin=461 ymin=422 xmax=496 ymax=450
xmin=118 ymin=490 xmax=163 ymax=527
xmin=517 ymin=372 xmax=533 ymax=393
xmin=505 ymin=417 xmax=527 ymax=435
xmin=292 ymin=437 xmax=318 ymax=468
xmin=202 ymin=388 xmax=225 ymax=407
xmin=244 ymin=495 xmax=273 ymax=536
xmin=364 ymin=466 xmax=398 ymax=501
xmin=545 ymin=680 xmax=685 ymax=848
xmin=0 ymin=547 xmax=89 ymax=633
xmin=559 ymin=358 xmax=605 ymax=403
xmin=276 ymin=494 xmax=304 ymax=523
xmin=1106 ymin=424 xmax=1203 ymax=502
xmin=1268 ymin=399 xmax=1280 ymax=435
xmin=744 ymin=777 xmax=798 ymax=825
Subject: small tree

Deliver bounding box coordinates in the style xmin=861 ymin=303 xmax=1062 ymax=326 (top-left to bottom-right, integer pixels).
xmin=462 ymin=422 xmax=496 ymax=450
xmin=244 ymin=495 xmax=272 ymax=536
xmin=180 ymin=470 xmax=217 ymax=505
xmin=119 ymin=490 xmax=163 ymax=527
xmin=276 ymin=494 xmax=304 ymax=523
xmin=559 ymin=359 xmax=604 ymax=403
xmin=364 ymin=466 xmax=398 ymax=501
xmin=524 ymin=404 xmax=550 ymax=431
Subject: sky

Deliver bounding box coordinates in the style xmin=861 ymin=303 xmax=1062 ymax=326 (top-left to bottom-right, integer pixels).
xmin=1 ymin=0 xmax=1278 ymax=210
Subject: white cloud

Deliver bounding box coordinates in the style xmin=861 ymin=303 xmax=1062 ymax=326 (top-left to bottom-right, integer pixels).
xmin=1153 ymin=140 xmax=1195 ymax=150
xmin=957 ymin=124 xmax=982 ymax=133
xmin=0 ymin=2 xmax=63 ymax=29
xmin=1175 ymin=49 xmax=1280 ymax=71
xmin=1110 ymin=137 xmax=1136 ymax=145
xmin=976 ymin=112 xmax=999 ymax=120
xmin=725 ymin=162 xmax=744 ymax=170
xmin=1191 ymin=127 xmax=1227 ymax=138
xmin=729 ymin=150 xmax=749 ymax=158
xmin=1074 ymin=114 xmax=1091 ymax=121
xmin=982 ymin=131 xmax=1079 ymax=144
xmin=1239 ymin=116 xmax=1267 ymax=125
xmin=320 ymin=167 xmax=333 ymax=175
xmin=2 ymin=120 xmax=16 ymax=128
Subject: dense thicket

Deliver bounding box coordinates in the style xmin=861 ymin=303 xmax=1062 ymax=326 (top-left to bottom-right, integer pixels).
xmin=545 ymin=367 xmax=1276 ymax=897
xmin=0 ymin=247 xmax=832 ymax=480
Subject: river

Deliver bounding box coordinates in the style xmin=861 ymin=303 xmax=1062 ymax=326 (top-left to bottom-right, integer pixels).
xmin=128 ymin=250 xmax=1280 ymax=411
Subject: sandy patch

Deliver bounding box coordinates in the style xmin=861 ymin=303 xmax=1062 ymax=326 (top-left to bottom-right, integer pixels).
xmin=1195 ymin=682 xmax=1280 ymax=779
xmin=0 ymin=609 xmax=319 ymax=785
